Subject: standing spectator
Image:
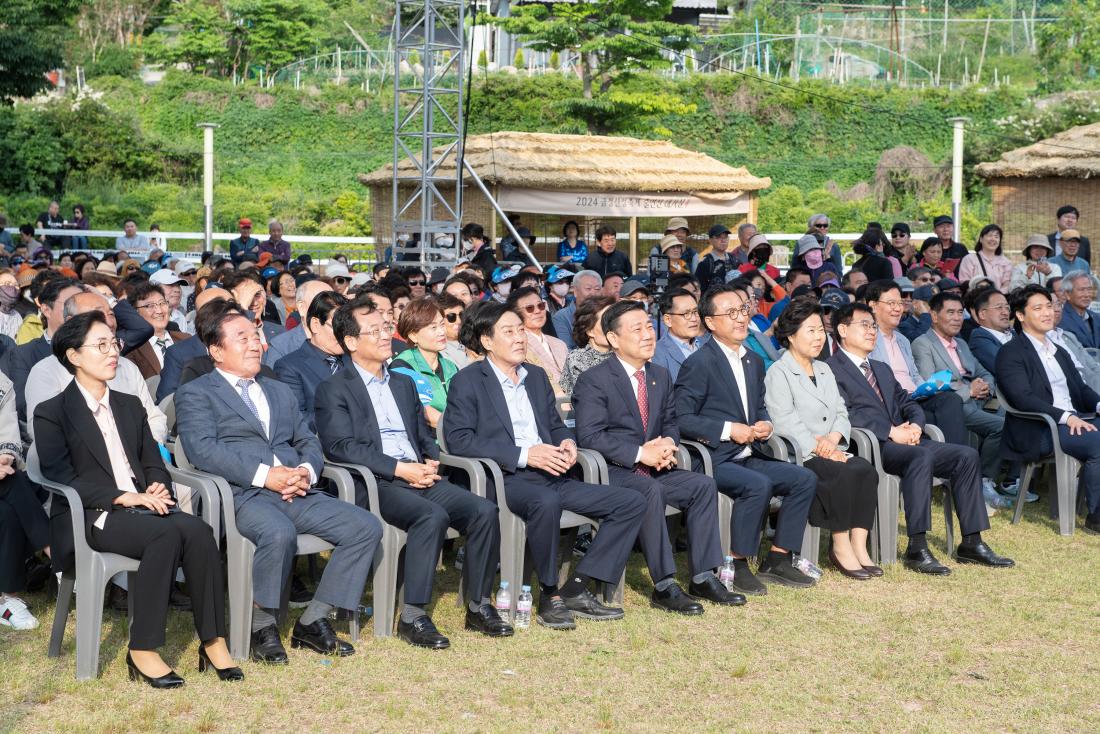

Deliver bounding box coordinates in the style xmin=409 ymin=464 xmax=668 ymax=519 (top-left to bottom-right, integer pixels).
xmin=890 ymin=222 xmax=918 ymax=271
xmin=851 ymin=225 xmax=900 ymax=280
xmin=664 ymin=217 xmax=698 ymax=271
xmin=933 ymin=215 xmax=968 ymax=261
xmin=115 ymin=219 xmax=148 ymax=252
xmin=70 ymin=205 xmax=90 ymax=249
xmin=918 ymin=237 xmax=960 ymax=278
xmin=0 ymin=215 xmax=11 ymax=253
xmin=15 ymin=225 xmax=36 ymax=259
xmin=259 ymin=220 xmax=291 ymax=263
xmin=731 ymin=222 xmax=756 ymax=267
xmin=693 ymin=224 xmax=733 ymax=292
xmin=584 ymin=225 xmax=632 ymax=278
xmin=35 ymin=201 xmax=65 ymax=249
xmin=462 ymin=222 xmax=497 ymax=283
xmin=147 ymin=225 xmax=163 ymax=252
xmin=551 ymin=270 xmax=603 ymax=349
xmin=229 ymin=218 xmax=261 ymax=265
xmin=1049 ymin=205 xmax=1092 ymax=264
xmin=1011 ymin=234 xmax=1061 ymax=290
xmin=807 ymin=214 xmax=845 ymax=273
xmin=557 ymin=221 xmax=587 ymax=264
xmin=958 ymin=224 xmax=1012 ymax=291
xmin=1049 ymin=229 xmax=1090 ymax=276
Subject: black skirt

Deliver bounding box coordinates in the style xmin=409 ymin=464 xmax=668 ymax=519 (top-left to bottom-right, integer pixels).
xmin=804 ymin=455 xmax=879 ymax=532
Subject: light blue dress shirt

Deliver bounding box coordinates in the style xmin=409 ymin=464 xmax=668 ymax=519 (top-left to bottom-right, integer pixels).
xmin=354 ymin=363 xmax=418 ymax=462
xmin=486 ymin=358 xmax=541 ymax=468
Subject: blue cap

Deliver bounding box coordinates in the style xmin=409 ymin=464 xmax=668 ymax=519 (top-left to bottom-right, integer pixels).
xmin=261 ymin=267 xmax=279 ymax=279
xmin=546 ymin=266 xmax=574 ymax=284
xmin=141 ymin=261 xmax=161 ymax=274
xmin=819 ymin=288 xmax=849 ymax=311
xmin=491 ymin=264 xmax=522 ymax=284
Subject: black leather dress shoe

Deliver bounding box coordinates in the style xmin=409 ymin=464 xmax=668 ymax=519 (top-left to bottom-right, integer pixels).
xmin=955 ymin=542 xmax=1015 ymax=568
xmin=829 ymin=549 xmax=872 ymax=581
xmin=397 ymin=615 xmax=451 ymax=649
xmin=536 ymin=595 xmax=576 ymax=630
xmin=169 ymin=584 xmax=192 ymax=611
xmin=250 ymin=624 xmax=289 ymax=665
xmin=861 ymin=564 xmax=885 ymax=577
xmin=465 ymin=604 xmax=514 ymax=637
xmin=107 ymin=584 xmax=128 ymax=612
xmin=292 ymin=617 xmax=356 ymax=656
xmin=288 ymin=575 xmax=313 ymax=608
xmin=127 ymin=652 xmax=185 ymax=689
xmin=903 ymin=548 xmax=951 ymax=576
xmin=1084 ymin=514 xmax=1100 ymax=534
xmin=651 ymin=583 xmax=705 ymax=615
xmin=688 ymin=575 xmax=747 ymax=606
xmin=198 ymin=646 xmax=244 ymax=682
xmin=561 ymin=587 xmax=624 ymax=621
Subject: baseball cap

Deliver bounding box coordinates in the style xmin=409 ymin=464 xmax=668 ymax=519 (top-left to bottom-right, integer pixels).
xmin=620 ymin=280 xmax=650 ymax=298
xmin=349 ymin=272 xmax=372 ymax=290
xmin=173 ymin=260 xmax=198 ymax=276
xmin=933 ymin=215 xmax=953 ymax=227
xmin=1061 ymin=228 xmax=1082 ymax=241
xmin=239 ymin=218 xmax=252 ymax=227
xmin=894 ymin=276 xmax=914 ymax=293
xmin=140 ymin=260 xmax=161 ymax=274
xmin=261 ymin=267 xmax=279 ymax=279
xmin=429 ymin=267 xmax=450 ymax=286
xmin=708 ymin=223 xmax=732 ymax=238
xmin=891 ymin=222 xmax=911 ymax=236
xmin=149 ymin=268 xmax=186 ymax=287
xmin=326 ymin=262 xmax=351 ymax=279
xmin=938 ymin=277 xmax=961 ymax=291
xmin=913 ymin=284 xmax=937 ymax=302
xmin=492 ymin=264 xmax=522 ymax=284
xmin=819 ymin=288 xmax=849 ymax=311
xmin=546 ymin=266 xmax=574 ymax=284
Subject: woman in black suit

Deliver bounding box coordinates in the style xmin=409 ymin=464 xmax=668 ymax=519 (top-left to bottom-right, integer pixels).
xmin=33 ymin=311 xmax=240 ymax=688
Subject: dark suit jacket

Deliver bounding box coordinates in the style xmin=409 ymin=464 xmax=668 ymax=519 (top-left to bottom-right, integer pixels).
xmin=315 ymin=366 xmax=438 ymax=481
xmin=674 ymin=337 xmax=769 ymax=465
xmin=178 ymin=355 xmax=277 ymax=389
xmin=1049 ymin=231 xmax=1092 ymax=264
xmin=995 ymin=332 xmax=1100 ymax=462
xmin=127 ymin=330 xmax=191 ymax=380
xmin=1059 ymin=306 xmax=1100 ymax=350
xmin=113 ymin=299 xmax=155 ymax=356
xmin=584 ymin=248 xmax=632 ymax=278
xmin=175 ymin=370 xmax=323 ymax=500
xmin=7 ymin=336 xmax=50 ymax=421
xmin=273 ymin=342 xmax=351 ymax=432
xmin=968 ymin=327 xmax=1007 ymax=377
xmin=157 ymin=336 xmax=208 ymax=402
xmin=34 ymin=380 xmax=170 ymax=513
xmin=574 ymin=356 xmax=678 ymax=469
xmin=827 ymin=352 xmax=926 ymax=442
xmin=442 ymin=359 xmax=573 ymax=474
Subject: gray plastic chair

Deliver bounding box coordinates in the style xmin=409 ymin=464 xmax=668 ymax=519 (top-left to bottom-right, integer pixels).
xmin=26 ymin=448 xmax=220 ymax=680
xmin=144 ymin=374 xmax=160 ymax=399
xmin=174 ymin=440 xmax=360 ymax=660
xmin=1000 ymin=394 xmax=1083 ymax=535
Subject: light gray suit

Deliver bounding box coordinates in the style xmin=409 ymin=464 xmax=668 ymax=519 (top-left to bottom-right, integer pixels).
xmin=176 ymin=370 xmax=381 ymax=611
xmin=764 ymin=351 xmax=852 ymax=462
xmin=911 ymin=329 xmax=1008 ymax=480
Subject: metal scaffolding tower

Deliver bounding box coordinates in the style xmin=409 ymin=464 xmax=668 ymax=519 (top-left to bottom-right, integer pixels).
xmin=392 ymin=0 xmax=466 ymax=266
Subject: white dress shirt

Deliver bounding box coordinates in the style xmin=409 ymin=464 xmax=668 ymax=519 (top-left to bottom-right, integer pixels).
xmin=149 ymin=331 xmax=174 ymax=367
xmin=486 ymin=358 xmax=547 ymax=468
xmin=981 ymin=326 xmax=1013 ymax=345
xmin=25 ymin=355 xmax=168 ymax=443
xmin=713 ymin=339 xmax=756 ymax=460
xmin=1022 ymin=332 xmax=1097 ymax=423
xmin=74 ymin=382 xmax=138 ymax=529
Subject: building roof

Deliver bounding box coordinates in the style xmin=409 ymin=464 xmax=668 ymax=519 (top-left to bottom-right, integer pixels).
xmin=975 ymin=121 xmax=1100 ymax=179
xmin=360 ymin=131 xmax=770 ymax=194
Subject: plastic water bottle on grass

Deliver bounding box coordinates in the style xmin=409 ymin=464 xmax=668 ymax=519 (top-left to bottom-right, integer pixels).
xmin=719 ymin=556 xmax=736 ymax=591
xmin=495 ymin=581 xmax=512 ymax=624
xmin=515 ymin=585 xmax=532 ymax=629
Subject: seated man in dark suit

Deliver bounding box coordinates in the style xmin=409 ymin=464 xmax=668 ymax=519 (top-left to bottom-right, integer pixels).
xmin=675 ymin=284 xmax=818 ymax=596
xmin=176 ymin=310 xmax=383 ymax=664
xmin=8 ymin=276 xmax=83 ymax=423
xmin=315 ymin=297 xmax=510 ymax=648
xmin=175 ymin=300 xmax=279 ymax=390
xmin=273 ymin=291 xmax=349 ymax=432
xmin=157 ymin=288 xmax=228 ymax=402
xmin=443 ymin=302 xmax=646 ymax=630
xmin=966 ymin=287 xmax=1013 ymax=377
xmin=574 ymin=301 xmax=743 ymax=612
xmin=828 ymin=302 xmax=1014 ymax=574
xmin=262 ymin=280 xmax=333 ymax=367
xmin=998 ymin=285 xmax=1100 ymax=533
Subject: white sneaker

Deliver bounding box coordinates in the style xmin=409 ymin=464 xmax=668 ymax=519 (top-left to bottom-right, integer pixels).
xmin=0 ymin=596 xmax=39 ymax=630
xmin=982 ymin=478 xmax=1013 ymax=509
xmin=1000 ymin=479 xmax=1039 ymax=503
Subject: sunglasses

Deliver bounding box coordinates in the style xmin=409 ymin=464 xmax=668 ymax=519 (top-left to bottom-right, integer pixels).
xmin=814 ymin=223 xmax=829 ymax=229
xmin=445 ymin=312 xmax=461 ymax=323
xmin=334 ymin=277 xmax=350 ymax=285
xmin=521 ymin=301 xmax=547 ymax=314
xmin=407 ymin=280 xmax=426 ymax=286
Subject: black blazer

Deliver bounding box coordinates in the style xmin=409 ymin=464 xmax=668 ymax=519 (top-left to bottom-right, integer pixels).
xmin=574 ymin=356 xmax=678 ymax=469
xmin=6 ymin=336 xmax=50 ymax=421
xmin=827 ymin=351 xmax=925 ymax=442
xmin=33 ymin=380 xmax=170 ymax=515
xmin=314 ymin=365 xmax=438 ymax=481
xmin=995 ymin=332 xmax=1100 ymax=462
xmin=273 ymin=342 xmax=351 ymax=432
xmin=674 ymin=337 xmax=769 ymax=465
xmin=1049 ymin=231 xmax=1092 ymax=264
xmin=442 ymin=359 xmax=573 ymax=474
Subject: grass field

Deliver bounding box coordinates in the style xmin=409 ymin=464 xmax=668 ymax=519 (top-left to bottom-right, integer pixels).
xmin=3 ymin=496 xmax=1099 ymax=734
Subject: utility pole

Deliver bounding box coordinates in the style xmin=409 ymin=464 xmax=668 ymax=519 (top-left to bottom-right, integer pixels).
xmin=198 ymin=123 xmax=219 ymax=252
xmin=948 ymin=117 xmax=968 ymax=232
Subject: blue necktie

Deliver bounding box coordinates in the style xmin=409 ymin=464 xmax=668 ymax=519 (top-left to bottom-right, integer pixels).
xmin=236 ymin=378 xmax=267 ymax=435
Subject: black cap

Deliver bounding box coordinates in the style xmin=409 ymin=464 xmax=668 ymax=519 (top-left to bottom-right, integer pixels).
xmin=933 ymin=215 xmax=953 ymax=227
xmin=890 ymin=222 xmax=911 ymax=235
xmin=708 ymin=224 xmax=731 ymax=238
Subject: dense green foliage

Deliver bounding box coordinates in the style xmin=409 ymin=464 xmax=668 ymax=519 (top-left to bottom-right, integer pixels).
xmin=0 ymin=0 xmax=79 ymax=102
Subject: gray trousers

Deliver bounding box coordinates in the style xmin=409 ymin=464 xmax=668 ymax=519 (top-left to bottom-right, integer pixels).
xmin=235 ymin=490 xmax=383 ymax=610
xmin=962 ymin=401 xmax=1013 ymax=480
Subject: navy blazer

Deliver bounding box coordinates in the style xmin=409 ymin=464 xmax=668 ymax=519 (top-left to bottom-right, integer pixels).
xmin=6 ymin=336 xmax=51 ymax=421
xmin=263 ymin=325 xmax=307 ymax=367
xmin=827 ymin=351 xmax=925 ymax=442
xmin=573 ymin=356 xmax=678 ymax=469
xmin=314 ymin=365 xmax=438 ymax=481
xmin=273 ymin=342 xmax=350 ymax=432
xmin=967 ymin=327 xmax=1006 ymax=377
xmin=1059 ymin=306 xmax=1100 ymax=350
xmin=995 ymin=332 xmax=1100 ymax=462
xmin=157 ymin=336 xmax=207 ymax=402
xmin=442 ymin=359 xmax=573 ymax=474
xmin=674 ymin=337 xmax=769 ymax=465
xmin=176 ymin=370 xmax=323 ymax=500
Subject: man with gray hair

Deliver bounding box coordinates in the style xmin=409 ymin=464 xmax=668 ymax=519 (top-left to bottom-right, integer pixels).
xmin=731 ymin=222 xmax=756 ymax=268
xmin=260 ymin=219 xmax=291 ymax=262
xmin=1058 ymin=271 xmax=1100 ymax=349
xmin=264 ymin=279 xmax=335 ymax=365
xmin=552 ymin=269 xmax=604 ymax=349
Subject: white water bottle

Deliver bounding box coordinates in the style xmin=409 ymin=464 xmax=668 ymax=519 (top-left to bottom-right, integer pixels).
xmin=719 ymin=556 xmax=736 ymax=591
xmin=495 ymin=581 xmax=512 ymax=624
xmin=515 ymin=585 xmax=533 ymax=629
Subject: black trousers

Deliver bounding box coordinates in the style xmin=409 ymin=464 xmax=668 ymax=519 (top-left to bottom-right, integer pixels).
xmin=0 ymin=471 xmax=50 ymax=592
xmin=369 ymin=478 xmax=500 ymax=607
xmin=879 ymin=438 xmax=990 ymax=537
xmin=89 ymin=510 xmax=225 ymax=650
xmin=606 ymin=466 xmax=724 ymax=581
xmin=803 ymin=456 xmax=878 ymax=532
xmin=919 ymin=392 xmax=969 ymax=446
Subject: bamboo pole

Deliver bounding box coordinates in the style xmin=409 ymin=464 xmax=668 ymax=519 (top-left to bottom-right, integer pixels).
xmin=976 ymin=16 xmax=991 ymax=83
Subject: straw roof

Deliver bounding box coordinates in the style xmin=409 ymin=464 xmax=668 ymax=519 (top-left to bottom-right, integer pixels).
xmin=359 ymin=131 xmax=770 ymax=194
xmin=975 ymin=121 xmax=1100 ymax=179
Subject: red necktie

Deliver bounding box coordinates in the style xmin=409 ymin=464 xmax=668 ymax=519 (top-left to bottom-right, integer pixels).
xmin=634 ymin=369 xmax=651 ymax=476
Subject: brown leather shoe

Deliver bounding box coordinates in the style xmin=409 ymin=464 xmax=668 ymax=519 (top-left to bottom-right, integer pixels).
xmin=829 ymin=548 xmax=872 ymax=580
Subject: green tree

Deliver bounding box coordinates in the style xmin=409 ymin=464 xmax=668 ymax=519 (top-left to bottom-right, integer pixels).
xmin=0 ymin=0 xmax=79 ymax=103
xmin=1037 ymin=0 xmax=1100 ymax=90
xmin=155 ymin=0 xmax=233 ymax=76
xmin=230 ymin=0 xmax=326 ymax=72
xmin=484 ymin=0 xmax=696 ymax=134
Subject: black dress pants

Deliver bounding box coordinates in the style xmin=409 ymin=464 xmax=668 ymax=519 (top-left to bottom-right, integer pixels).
xmin=0 ymin=471 xmax=50 ymax=592
xmin=89 ymin=510 xmax=225 ymax=650
xmin=879 ymin=438 xmax=990 ymax=537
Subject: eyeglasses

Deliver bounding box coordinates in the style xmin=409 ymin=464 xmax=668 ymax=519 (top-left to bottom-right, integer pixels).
xmin=136 ymin=300 xmax=169 ymax=312
xmin=520 ymin=301 xmax=547 ymax=315
xmin=846 ymin=319 xmax=877 ymax=332
xmin=667 ymin=309 xmax=700 ymax=319
xmin=710 ymin=305 xmax=752 ymax=320
xmin=981 ymin=303 xmax=1010 ymax=312
xmin=876 ymin=300 xmax=905 ymax=309
xmin=445 ymin=312 xmax=462 ymax=323
xmin=361 ymin=323 xmax=396 ymax=340
xmin=814 ymin=223 xmax=830 ymax=229
xmin=78 ymin=338 xmax=124 ymax=355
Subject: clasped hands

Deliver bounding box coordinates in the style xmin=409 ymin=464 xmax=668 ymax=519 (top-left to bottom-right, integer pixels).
xmin=639 ymin=437 xmax=677 ymax=471
xmin=888 ymin=422 xmax=922 ymax=445
xmin=264 ymin=466 xmax=311 ymax=502
xmin=113 ymin=482 xmax=176 ymax=514
xmin=969 ymin=377 xmax=991 ymax=400
xmin=396 ymin=459 xmax=442 ymax=489
xmin=728 ymin=421 xmax=772 ymax=445
xmin=812 ymin=432 xmax=848 ymax=463
xmin=0 ymin=454 xmax=15 ymax=478
xmin=527 ymin=441 xmax=577 ymax=476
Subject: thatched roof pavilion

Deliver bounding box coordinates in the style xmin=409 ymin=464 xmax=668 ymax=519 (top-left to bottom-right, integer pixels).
xmin=360 ymin=131 xmax=771 ymax=266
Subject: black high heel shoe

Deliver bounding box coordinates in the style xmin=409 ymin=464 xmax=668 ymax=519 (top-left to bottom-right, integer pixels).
xmin=126 ymin=652 xmax=185 ymax=689
xmin=198 ymin=645 xmax=245 ymax=682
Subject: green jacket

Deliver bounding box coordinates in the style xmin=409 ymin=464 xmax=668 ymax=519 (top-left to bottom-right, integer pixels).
xmin=390 ymin=347 xmax=458 ymax=413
